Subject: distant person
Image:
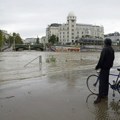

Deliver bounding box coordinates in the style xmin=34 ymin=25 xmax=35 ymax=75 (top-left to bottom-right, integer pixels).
xmin=94 ymin=38 xmax=115 ymax=104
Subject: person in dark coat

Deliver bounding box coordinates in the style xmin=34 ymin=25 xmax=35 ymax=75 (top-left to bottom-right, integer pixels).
xmin=94 ymin=38 xmax=115 ymax=104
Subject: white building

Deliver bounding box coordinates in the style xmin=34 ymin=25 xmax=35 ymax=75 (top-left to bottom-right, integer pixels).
xmin=46 ymin=12 xmax=104 ymax=44
xmin=104 ymin=32 xmax=120 ymax=45
xmin=46 ymin=23 xmax=61 ymax=43
xmin=1 ymin=30 xmax=9 ymax=39
xmin=40 ymin=36 xmax=46 ymax=44
xmin=24 ymin=38 xmax=37 ymax=44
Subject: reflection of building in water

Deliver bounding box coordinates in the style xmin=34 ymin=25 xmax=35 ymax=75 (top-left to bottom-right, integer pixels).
xmin=46 ymin=12 xmax=104 ymax=44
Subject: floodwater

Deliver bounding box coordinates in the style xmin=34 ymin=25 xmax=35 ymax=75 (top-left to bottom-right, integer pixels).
xmin=0 ymin=51 xmax=120 ymax=120
xmin=0 ymin=51 xmax=100 ymax=82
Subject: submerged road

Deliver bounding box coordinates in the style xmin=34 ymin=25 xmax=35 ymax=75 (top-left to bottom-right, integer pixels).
xmin=0 ymin=51 xmax=120 ymax=120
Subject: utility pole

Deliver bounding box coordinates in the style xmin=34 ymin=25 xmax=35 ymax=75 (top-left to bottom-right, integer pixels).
xmin=13 ymin=36 xmax=15 ymax=50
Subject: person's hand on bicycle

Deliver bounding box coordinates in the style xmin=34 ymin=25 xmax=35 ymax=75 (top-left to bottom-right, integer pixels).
xmin=95 ymin=66 xmax=100 ymax=74
xmin=95 ymin=65 xmax=99 ymax=70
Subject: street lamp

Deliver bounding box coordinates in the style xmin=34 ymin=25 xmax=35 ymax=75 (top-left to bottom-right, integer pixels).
xmin=13 ymin=36 xmax=15 ymax=50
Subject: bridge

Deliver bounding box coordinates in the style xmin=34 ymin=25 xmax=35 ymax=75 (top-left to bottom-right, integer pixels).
xmin=13 ymin=44 xmax=44 ymax=51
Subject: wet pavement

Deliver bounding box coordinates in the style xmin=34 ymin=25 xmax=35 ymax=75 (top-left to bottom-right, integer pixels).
xmin=0 ymin=51 xmax=120 ymax=120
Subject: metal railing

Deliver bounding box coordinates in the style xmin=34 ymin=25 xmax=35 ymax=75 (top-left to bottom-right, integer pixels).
xmin=24 ymin=55 xmax=42 ymax=70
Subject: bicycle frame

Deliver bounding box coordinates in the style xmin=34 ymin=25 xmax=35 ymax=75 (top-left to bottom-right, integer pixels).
xmin=96 ymin=70 xmax=120 ymax=91
xmin=109 ymin=72 xmax=120 ymax=91
xmin=109 ymin=73 xmax=120 ymax=83
xmin=86 ymin=68 xmax=120 ymax=95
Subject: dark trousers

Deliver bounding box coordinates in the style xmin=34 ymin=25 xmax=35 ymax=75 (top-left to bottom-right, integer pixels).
xmin=99 ymin=69 xmax=110 ymax=97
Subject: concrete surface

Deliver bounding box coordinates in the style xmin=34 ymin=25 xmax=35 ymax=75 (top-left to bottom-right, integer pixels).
xmin=0 ymin=52 xmax=120 ymax=120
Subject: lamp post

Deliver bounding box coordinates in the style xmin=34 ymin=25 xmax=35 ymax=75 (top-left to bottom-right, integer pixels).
xmin=13 ymin=36 xmax=15 ymax=50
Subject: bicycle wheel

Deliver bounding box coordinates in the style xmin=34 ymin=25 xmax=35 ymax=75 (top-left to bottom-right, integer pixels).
xmin=117 ymin=81 xmax=120 ymax=93
xmin=86 ymin=74 xmax=99 ymax=94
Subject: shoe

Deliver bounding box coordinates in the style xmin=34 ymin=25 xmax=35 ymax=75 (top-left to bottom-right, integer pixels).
xmin=94 ymin=97 xmax=101 ymax=104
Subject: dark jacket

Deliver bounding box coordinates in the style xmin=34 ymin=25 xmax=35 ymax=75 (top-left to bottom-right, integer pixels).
xmin=95 ymin=46 xmax=115 ymax=70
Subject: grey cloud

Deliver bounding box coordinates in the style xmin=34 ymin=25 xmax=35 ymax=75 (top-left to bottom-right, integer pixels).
xmin=1 ymin=0 xmax=120 ymax=38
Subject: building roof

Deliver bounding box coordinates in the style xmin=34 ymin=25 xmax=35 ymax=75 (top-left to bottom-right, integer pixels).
xmin=68 ymin=12 xmax=75 ymax=17
xmin=50 ymin=23 xmax=61 ymax=27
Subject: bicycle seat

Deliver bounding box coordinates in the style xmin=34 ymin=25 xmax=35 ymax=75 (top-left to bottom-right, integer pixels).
xmin=117 ymin=68 xmax=120 ymax=71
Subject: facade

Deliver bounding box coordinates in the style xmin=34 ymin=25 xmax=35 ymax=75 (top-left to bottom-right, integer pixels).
xmin=40 ymin=36 xmax=46 ymax=44
xmin=104 ymin=32 xmax=120 ymax=45
xmin=46 ymin=12 xmax=104 ymax=44
xmin=46 ymin=23 xmax=61 ymax=43
xmin=1 ymin=30 xmax=9 ymax=39
xmin=24 ymin=38 xmax=37 ymax=44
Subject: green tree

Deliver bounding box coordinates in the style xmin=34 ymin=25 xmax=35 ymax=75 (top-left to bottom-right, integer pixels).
xmin=12 ymin=33 xmax=23 ymax=44
xmin=15 ymin=34 xmax=23 ymax=44
xmin=48 ymin=35 xmax=58 ymax=45
xmin=36 ymin=37 xmax=40 ymax=44
xmin=0 ymin=30 xmax=2 ymax=48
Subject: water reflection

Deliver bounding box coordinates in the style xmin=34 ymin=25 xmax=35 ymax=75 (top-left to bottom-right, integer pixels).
xmin=46 ymin=71 xmax=78 ymax=87
xmin=46 ymin=70 xmax=86 ymax=90
xmin=0 ymin=52 xmax=120 ymax=82
xmin=86 ymin=94 xmax=120 ymax=120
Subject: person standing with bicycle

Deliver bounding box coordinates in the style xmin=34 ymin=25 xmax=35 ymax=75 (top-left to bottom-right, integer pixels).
xmin=94 ymin=38 xmax=115 ymax=104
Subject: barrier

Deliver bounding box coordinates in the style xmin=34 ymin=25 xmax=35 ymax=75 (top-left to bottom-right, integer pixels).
xmin=55 ymin=47 xmax=80 ymax=52
xmin=24 ymin=55 xmax=42 ymax=70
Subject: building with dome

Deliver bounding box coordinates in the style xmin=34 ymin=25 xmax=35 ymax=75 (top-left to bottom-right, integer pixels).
xmin=46 ymin=12 xmax=104 ymax=44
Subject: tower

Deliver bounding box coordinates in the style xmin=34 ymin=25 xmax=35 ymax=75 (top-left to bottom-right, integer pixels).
xmin=67 ymin=12 xmax=76 ymax=43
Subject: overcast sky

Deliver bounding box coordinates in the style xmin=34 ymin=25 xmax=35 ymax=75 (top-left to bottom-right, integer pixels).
xmin=1 ymin=0 xmax=120 ymax=39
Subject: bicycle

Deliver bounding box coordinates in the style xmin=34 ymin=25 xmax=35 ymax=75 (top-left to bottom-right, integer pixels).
xmin=86 ymin=68 xmax=120 ymax=97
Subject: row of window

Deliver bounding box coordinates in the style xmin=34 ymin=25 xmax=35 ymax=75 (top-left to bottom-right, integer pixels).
xmin=59 ymin=36 xmax=74 ymax=39
xmin=59 ymin=39 xmax=71 ymax=42
xmin=59 ymin=31 xmax=85 ymax=35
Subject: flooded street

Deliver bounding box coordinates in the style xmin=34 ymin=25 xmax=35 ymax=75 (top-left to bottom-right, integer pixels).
xmin=0 ymin=51 xmax=120 ymax=120
xmin=0 ymin=51 xmax=99 ymax=82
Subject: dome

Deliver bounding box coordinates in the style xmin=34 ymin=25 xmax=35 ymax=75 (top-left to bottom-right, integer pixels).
xmin=68 ymin=12 xmax=75 ymax=17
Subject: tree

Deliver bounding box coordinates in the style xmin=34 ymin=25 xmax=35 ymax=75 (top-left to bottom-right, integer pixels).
xmin=3 ymin=35 xmax=7 ymax=44
xmin=15 ymin=34 xmax=23 ymax=44
xmin=8 ymin=35 xmax=14 ymax=46
xmin=12 ymin=33 xmax=23 ymax=44
xmin=48 ymin=35 xmax=58 ymax=45
xmin=36 ymin=37 xmax=40 ymax=44
xmin=0 ymin=30 xmax=2 ymax=48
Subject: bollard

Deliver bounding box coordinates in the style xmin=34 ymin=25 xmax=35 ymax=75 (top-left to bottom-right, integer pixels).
xmin=29 ymin=45 xmax=31 ymax=50
xmin=39 ymin=56 xmax=42 ymax=70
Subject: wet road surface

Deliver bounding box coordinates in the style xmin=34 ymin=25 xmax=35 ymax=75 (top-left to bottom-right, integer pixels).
xmin=0 ymin=51 xmax=120 ymax=120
